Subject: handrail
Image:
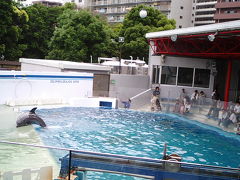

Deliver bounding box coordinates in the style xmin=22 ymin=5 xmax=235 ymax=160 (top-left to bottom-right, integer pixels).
xmin=0 ymin=140 xmax=239 ymax=171
xmin=130 ymin=88 xmax=151 ymax=100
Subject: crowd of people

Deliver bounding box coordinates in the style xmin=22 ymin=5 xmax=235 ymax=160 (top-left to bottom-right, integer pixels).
xmin=128 ymin=86 xmax=240 ymax=134
xmin=172 ymin=88 xmax=240 ymax=134
xmin=173 ymin=89 xmax=207 ymax=114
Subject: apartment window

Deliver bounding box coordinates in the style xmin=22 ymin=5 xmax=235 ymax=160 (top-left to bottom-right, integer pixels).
xmin=79 ymin=0 xmax=82 ymax=2
xmin=161 ymin=66 xmax=177 ymax=85
xmin=179 ymin=25 xmax=182 ymax=28
xmin=180 ymin=16 xmax=183 ymax=19
xmin=177 ymin=67 xmax=194 ymax=86
xmin=152 ymin=65 xmax=160 ymax=84
xmin=194 ymin=69 xmax=210 ymax=88
xmin=180 ymin=6 xmax=183 ymax=9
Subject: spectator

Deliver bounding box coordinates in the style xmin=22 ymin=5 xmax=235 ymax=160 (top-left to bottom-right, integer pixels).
xmin=199 ymin=91 xmax=206 ymax=105
xmin=234 ymin=101 xmax=240 ymax=120
xmin=179 ymin=89 xmax=187 ymax=103
xmin=122 ymin=99 xmax=131 ymax=109
xmin=151 ymin=87 xmax=161 ymax=111
xmin=191 ymin=90 xmax=199 ymax=105
xmin=207 ymin=89 xmax=219 ymax=117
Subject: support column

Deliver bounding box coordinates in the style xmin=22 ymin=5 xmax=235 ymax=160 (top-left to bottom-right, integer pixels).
xmin=224 ymin=60 xmax=232 ymax=103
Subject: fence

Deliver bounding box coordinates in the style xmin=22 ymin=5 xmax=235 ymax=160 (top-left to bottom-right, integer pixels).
xmin=0 ymin=141 xmax=239 ymax=180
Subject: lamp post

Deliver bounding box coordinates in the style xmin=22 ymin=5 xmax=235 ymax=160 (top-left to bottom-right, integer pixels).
xmin=118 ymin=37 xmax=124 ymax=74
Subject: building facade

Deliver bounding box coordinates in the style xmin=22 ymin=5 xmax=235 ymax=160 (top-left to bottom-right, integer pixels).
xmin=214 ymin=0 xmax=240 ymax=23
xmin=170 ymin=0 xmax=193 ymax=28
xmin=87 ymin=0 xmax=172 ymax=23
xmin=15 ymin=0 xmax=84 ymax=7
xmin=193 ymin=0 xmax=217 ymax=26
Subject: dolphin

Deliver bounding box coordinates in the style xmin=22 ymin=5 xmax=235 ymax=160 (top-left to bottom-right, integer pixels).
xmin=16 ymin=107 xmax=46 ymax=128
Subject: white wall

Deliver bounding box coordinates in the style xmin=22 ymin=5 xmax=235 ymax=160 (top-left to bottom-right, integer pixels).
xmin=109 ymin=74 xmax=150 ymax=101
xmin=0 ymin=71 xmax=93 ymax=105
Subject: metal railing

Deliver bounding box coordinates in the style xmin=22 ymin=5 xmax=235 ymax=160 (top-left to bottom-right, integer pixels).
xmin=0 ymin=140 xmax=239 ymax=180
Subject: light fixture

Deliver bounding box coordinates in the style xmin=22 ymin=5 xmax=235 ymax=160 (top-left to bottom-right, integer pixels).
xmin=208 ymin=34 xmax=215 ymax=42
xmin=208 ymin=31 xmax=218 ymax=42
xmin=170 ymin=34 xmax=178 ymax=42
xmin=139 ymin=9 xmax=147 ymax=18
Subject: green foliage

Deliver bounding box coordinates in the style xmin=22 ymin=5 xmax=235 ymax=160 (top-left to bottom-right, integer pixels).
xmin=120 ymin=5 xmax=175 ymax=62
xmin=21 ymin=4 xmax=63 ymax=59
xmin=48 ymin=9 xmax=115 ymax=62
xmin=0 ymin=0 xmax=28 ymax=60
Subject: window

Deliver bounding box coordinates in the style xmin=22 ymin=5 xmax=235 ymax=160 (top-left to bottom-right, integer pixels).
xmin=179 ymin=25 xmax=182 ymax=28
xmin=180 ymin=6 xmax=183 ymax=9
xmin=180 ymin=16 xmax=183 ymax=19
xmin=177 ymin=67 xmax=193 ymax=86
xmin=161 ymin=66 xmax=177 ymax=85
xmin=152 ymin=65 xmax=160 ymax=84
xmin=194 ymin=69 xmax=210 ymax=88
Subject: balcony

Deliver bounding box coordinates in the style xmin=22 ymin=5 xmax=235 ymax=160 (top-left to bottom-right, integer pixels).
xmin=194 ymin=20 xmax=215 ymax=25
xmin=215 ymin=2 xmax=240 ymax=9
xmin=195 ymin=8 xmax=216 ymax=13
xmin=195 ymin=14 xmax=214 ymax=18
xmin=91 ymin=0 xmax=171 ymax=7
xmin=214 ymin=12 xmax=240 ymax=20
xmin=196 ymin=1 xmax=217 ymax=7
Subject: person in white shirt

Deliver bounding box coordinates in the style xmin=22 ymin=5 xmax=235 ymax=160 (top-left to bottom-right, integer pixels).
xmin=191 ymin=90 xmax=199 ymax=105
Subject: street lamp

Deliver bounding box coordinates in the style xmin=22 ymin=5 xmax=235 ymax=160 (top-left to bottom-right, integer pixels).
xmin=118 ymin=37 xmax=124 ymax=74
xmin=139 ymin=9 xmax=147 ymax=18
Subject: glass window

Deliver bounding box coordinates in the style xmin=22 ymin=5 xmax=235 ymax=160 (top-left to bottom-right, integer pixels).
xmin=177 ymin=67 xmax=193 ymax=86
xmin=161 ymin=66 xmax=177 ymax=85
xmin=152 ymin=65 xmax=160 ymax=84
xmin=194 ymin=69 xmax=210 ymax=88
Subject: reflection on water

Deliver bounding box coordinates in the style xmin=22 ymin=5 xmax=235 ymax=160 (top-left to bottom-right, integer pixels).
xmin=0 ymin=105 xmax=58 ymax=174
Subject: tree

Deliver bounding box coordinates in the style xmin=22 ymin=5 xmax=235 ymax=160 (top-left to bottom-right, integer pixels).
xmin=47 ymin=9 xmax=115 ymax=62
xmin=21 ymin=4 xmax=64 ymax=59
xmin=120 ymin=5 xmax=175 ymax=63
xmin=0 ymin=0 xmax=28 ymax=60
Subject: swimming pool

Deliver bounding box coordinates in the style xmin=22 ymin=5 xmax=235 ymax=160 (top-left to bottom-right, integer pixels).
xmin=36 ymin=107 xmax=240 ymax=170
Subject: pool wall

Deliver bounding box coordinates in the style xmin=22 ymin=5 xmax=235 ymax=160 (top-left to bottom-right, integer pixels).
xmin=0 ymin=71 xmax=93 ymax=105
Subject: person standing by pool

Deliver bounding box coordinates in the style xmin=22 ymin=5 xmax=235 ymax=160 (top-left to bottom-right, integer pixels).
xmin=122 ymin=99 xmax=131 ymax=109
xmin=151 ymin=86 xmax=161 ymax=111
xmin=179 ymin=89 xmax=187 ymax=103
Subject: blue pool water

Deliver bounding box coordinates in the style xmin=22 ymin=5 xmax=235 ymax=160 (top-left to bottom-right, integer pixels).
xmin=36 ymin=107 xmax=240 ymax=174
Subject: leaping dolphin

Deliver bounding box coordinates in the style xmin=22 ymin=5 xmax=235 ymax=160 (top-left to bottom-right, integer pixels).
xmin=16 ymin=107 xmax=46 ymax=128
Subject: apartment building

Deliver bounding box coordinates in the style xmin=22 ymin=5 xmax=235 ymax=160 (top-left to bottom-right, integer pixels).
xmin=193 ymin=0 xmax=217 ymax=26
xmin=170 ymin=0 xmax=193 ymax=28
xmin=214 ymin=0 xmax=240 ymax=23
xmin=15 ymin=0 xmax=85 ymax=7
xmin=87 ymin=0 xmax=172 ymax=23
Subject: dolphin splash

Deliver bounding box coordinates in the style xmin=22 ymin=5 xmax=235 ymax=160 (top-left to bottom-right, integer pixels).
xmin=16 ymin=107 xmax=46 ymax=128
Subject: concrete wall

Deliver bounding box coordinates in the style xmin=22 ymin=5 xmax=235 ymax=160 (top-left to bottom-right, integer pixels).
xmin=148 ymin=53 xmax=215 ymax=100
xmin=109 ymin=74 xmax=150 ymax=101
xmin=170 ymin=0 xmax=193 ymax=28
